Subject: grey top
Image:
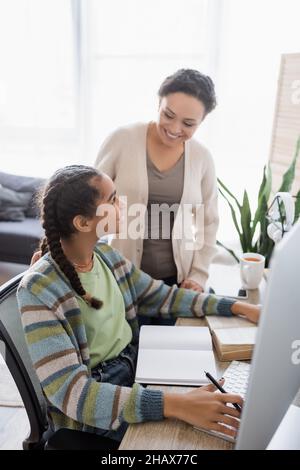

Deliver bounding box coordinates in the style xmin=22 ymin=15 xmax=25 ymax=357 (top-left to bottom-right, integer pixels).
xmin=141 ymin=153 xmax=185 ymax=280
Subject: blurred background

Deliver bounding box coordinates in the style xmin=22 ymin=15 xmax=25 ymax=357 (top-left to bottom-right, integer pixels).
xmin=0 ymin=0 xmax=300 ymax=243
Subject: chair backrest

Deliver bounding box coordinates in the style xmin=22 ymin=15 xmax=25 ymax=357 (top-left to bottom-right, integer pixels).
xmin=0 ymin=273 xmax=48 ymax=449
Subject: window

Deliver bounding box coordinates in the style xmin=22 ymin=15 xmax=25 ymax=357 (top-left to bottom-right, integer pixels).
xmin=0 ymin=0 xmax=80 ymax=176
xmin=83 ymin=0 xmax=219 ymax=161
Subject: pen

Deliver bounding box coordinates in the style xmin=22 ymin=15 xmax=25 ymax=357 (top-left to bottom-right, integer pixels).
xmin=204 ymin=371 xmax=242 ymax=413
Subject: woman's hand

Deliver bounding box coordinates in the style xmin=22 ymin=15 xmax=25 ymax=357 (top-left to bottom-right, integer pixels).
xmin=30 ymin=250 xmax=42 ymax=266
xmin=164 ymin=379 xmax=242 ymax=439
xmin=231 ymin=302 xmax=261 ymax=324
xmin=181 ymin=279 xmax=204 ymax=293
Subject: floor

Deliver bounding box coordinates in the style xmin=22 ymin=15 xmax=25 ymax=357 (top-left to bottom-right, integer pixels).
xmin=0 ymin=261 xmax=30 ymax=450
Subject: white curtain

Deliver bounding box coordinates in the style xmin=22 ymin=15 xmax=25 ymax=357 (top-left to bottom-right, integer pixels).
xmin=1 ymin=0 xmax=300 ymax=238
xmin=0 ymin=0 xmax=80 ymax=176
xmin=204 ymin=0 xmax=300 ymax=244
xmin=81 ymin=0 xmax=217 ymax=163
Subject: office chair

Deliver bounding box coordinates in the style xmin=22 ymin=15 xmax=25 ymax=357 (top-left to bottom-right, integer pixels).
xmin=0 ymin=273 xmax=119 ymax=450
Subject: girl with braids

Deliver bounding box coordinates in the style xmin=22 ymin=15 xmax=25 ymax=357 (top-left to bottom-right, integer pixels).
xmin=38 ymin=166 xmax=103 ymax=310
xmin=17 ymin=164 xmax=260 ymax=443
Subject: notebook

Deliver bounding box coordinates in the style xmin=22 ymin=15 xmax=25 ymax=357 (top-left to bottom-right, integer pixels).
xmin=205 ymin=315 xmax=257 ymax=361
xmin=135 ymin=325 xmax=217 ymax=386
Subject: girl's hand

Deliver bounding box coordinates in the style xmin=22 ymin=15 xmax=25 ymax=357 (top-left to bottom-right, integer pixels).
xmin=231 ymin=302 xmax=261 ymax=324
xmin=164 ymin=379 xmax=243 ymax=439
xmin=30 ymin=250 xmax=42 ymax=266
xmin=181 ymin=279 xmax=204 ymax=293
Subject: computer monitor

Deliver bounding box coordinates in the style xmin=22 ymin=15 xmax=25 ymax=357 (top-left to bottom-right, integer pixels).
xmin=236 ymin=220 xmax=300 ymax=449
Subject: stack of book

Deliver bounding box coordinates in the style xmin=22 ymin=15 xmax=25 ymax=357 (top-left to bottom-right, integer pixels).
xmin=205 ymin=315 xmax=257 ymax=361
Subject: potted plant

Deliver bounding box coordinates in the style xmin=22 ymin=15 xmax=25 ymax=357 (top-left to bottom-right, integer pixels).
xmin=218 ymin=137 xmax=300 ymax=267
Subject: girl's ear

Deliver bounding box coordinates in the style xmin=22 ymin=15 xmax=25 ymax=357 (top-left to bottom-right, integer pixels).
xmin=72 ymin=215 xmax=93 ymax=233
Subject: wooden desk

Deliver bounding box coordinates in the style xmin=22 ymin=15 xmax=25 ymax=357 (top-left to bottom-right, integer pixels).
xmin=120 ymin=317 xmax=235 ymax=450
xmin=120 ymin=264 xmax=264 ymax=450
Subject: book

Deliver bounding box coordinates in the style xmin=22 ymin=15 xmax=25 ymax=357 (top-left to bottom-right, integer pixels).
xmin=205 ymin=315 xmax=257 ymax=361
xmin=135 ymin=325 xmax=217 ymax=386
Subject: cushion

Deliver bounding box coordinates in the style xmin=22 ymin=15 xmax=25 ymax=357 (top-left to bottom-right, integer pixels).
xmin=0 ymin=185 xmax=32 ymax=221
xmin=0 ymin=218 xmax=44 ymax=264
xmin=0 ymin=171 xmax=45 ymax=218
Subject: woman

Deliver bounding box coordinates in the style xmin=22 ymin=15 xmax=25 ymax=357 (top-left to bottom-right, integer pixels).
xmin=17 ymin=165 xmax=259 ymax=443
xmin=95 ymin=69 xmax=218 ymax=293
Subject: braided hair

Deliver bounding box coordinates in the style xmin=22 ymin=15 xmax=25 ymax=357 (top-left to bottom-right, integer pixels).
xmin=38 ymin=165 xmax=103 ymax=309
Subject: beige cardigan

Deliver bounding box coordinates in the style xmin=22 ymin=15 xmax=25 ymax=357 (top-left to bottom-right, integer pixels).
xmin=94 ymin=122 xmax=219 ymax=288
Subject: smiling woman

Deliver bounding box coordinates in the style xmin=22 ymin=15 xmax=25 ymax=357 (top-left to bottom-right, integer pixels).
xmin=95 ymin=69 xmax=219 ymax=322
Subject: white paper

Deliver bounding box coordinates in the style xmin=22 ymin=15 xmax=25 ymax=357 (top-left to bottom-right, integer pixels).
xmin=214 ymin=327 xmax=257 ymax=346
xmin=139 ymin=325 xmax=212 ymax=351
xmin=136 ymin=326 xmax=216 ymax=385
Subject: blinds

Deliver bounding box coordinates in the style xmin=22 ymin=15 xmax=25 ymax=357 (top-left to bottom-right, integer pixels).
xmin=269 ymin=53 xmax=300 ymax=194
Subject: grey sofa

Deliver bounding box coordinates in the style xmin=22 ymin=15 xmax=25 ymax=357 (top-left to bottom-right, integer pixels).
xmin=0 ymin=172 xmax=45 ymax=265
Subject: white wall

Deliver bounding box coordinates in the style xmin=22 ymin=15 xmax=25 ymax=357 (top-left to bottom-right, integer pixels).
xmin=82 ymin=0 xmax=213 ymax=163
xmin=0 ymin=0 xmax=80 ymax=178
xmin=208 ymin=0 xmax=300 ymax=244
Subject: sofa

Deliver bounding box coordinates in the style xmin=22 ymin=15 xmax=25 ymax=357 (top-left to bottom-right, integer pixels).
xmin=0 ymin=171 xmax=45 ymax=265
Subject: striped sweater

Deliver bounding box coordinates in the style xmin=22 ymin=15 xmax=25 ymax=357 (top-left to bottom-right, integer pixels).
xmin=17 ymin=242 xmax=235 ymax=435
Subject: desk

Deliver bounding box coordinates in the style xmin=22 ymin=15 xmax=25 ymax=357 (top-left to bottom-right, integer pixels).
xmin=120 ymin=263 xmax=264 ymax=450
xmin=119 ymin=317 xmax=235 ymax=450
xmin=120 ymin=264 xmax=300 ymax=450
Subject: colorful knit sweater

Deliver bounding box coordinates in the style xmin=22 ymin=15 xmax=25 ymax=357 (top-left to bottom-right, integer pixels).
xmin=17 ymin=242 xmax=235 ymax=435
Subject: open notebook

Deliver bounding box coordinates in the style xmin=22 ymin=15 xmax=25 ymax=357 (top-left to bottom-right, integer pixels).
xmin=135 ymin=326 xmax=216 ymax=386
xmin=205 ymin=315 xmax=257 ymax=361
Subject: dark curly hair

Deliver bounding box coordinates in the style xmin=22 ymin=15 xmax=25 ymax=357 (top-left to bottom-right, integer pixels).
xmin=38 ymin=165 xmax=103 ymax=310
xmin=158 ymin=69 xmax=217 ymax=115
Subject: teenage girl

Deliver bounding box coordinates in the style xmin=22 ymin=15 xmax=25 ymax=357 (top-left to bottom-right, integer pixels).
xmin=17 ymin=165 xmax=259 ymax=442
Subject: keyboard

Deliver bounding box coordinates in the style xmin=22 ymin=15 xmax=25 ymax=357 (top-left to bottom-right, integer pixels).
xmin=222 ymin=360 xmax=251 ymax=399
xmin=194 ymin=361 xmax=251 ymax=443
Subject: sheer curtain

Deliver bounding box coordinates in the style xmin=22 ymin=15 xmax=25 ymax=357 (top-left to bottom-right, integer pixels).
xmin=81 ymin=0 xmax=220 ymax=164
xmin=1 ymin=0 xmax=299 ymax=248
xmin=0 ymin=0 xmax=80 ymax=177
xmin=203 ymin=0 xmax=300 ymax=244
xmin=0 ymin=0 xmax=221 ymax=177
xmin=81 ymin=0 xmax=300 ymax=247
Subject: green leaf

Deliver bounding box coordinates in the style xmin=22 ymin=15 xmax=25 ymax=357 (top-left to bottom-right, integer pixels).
xmin=216 ymin=240 xmax=240 ymax=263
xmin=294 ymin=190 xmax=300 ymax=223
xmin=252 ymin=164 xmax=272 ymax=237
xmin=217 ymin=178 xmax=242 ymax=210
xmin=240 ymin=190 xmax=252 ymax=250
xmin=278 ymin=136 xmax=300 ymax=192
xmin=257 ymin=165 xmax=267 ymax=201
xmin=263 ymin=163 xmax=272 ymax=204
xmin=256 ymin=195 xmax=271 ymax=255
